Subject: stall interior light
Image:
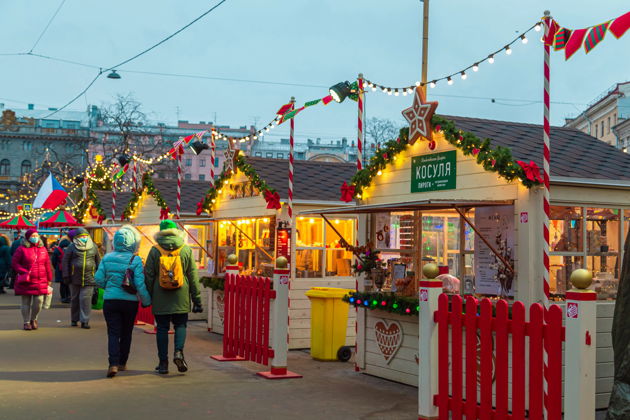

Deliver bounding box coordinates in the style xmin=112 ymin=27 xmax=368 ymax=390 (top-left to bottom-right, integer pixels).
xmin=309 ymin=218 xmax=315 ymax=224
xmin=334 ymin=219 xmax=340 ymax=224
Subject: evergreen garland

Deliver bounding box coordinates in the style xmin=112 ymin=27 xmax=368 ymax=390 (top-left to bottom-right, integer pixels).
xmin=343 ymin=291 xmax=419 ymax=316
xmin=200 ymin=276 xmax=224 ymax=290
xmin=73 ymin=189 xmax=105 ymax=223
xmin=348 ymin=116 xmax=541 ymax=199
xmin=121 ymin=172 xmax=170 ymax=220
xmin=198 ymin=154 xmax=278 ymax=214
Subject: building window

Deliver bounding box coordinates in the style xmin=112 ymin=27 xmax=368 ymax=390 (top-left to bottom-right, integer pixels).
xmin=277 ymin=153 xmax=284 ymax=159
xmin=601 ymin=121 xmax=604 ymax=137
xmin=21 ymin=160 xmax=31 ymax=176
xmin=0 ymin=159 xmax=9 ymax=176
xmin=22 ymin=141 xmax=32 ymax=152
xmin=199 ymin=174 xmax=206 ymax=181
xmin=185 ymin=158 xmax=192 ymax=167
xmin=255 ymin=152 xmax=262 ymax=157
xmin=199 ymin=159 xmax=206 ymax=167
xmin=608 ymin=117 xmax=611 ymax=134
xmin=266 ymin=153 xmax=273 ymax=158
xmin=184 ymin=173 xmax=192 ymax=180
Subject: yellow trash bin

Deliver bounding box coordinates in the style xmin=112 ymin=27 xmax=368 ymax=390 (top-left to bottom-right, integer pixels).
xmin=305 ymin=287 xmax=354 ymax=361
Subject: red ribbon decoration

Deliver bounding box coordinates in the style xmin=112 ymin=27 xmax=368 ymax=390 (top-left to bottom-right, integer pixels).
xmin=196 ymin=201 xmax=204 ymax=216
xmin=340 ymin=181 xmax=356 ymax=203
xmin=159 ymin=207 xmax=170 ymax=220
xmin=472 ymin=148 xmax=480 ymax=156
xmin=263 ymin=190 xmax=281 ymax=210
xmin=97 ymin=214 xmax=105 ymax=224
xmin=516 ymin=160 xmax=544 ymax=183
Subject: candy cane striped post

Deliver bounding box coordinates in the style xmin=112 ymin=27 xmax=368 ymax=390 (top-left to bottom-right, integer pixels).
xmin=210 ymin=131 xmax=216 ymax=189
xmin=176 ymin=146 xmax=182 ymax=219
xmin=542 ymin=11 xmax=552 ymax=308
xmin=357 ymin=74 xmax=364 ymax=170
xmin=111 ymin=179 xmax=117 ymax=221
xmin=288 ymin=97 xmax=295 ymax=221
xmin=132 ymin=158 xmax=138 ymax=191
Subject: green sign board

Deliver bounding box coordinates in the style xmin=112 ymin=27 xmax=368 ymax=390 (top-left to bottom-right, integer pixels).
xmin=411 ymin=150 xmax=457 ymax=193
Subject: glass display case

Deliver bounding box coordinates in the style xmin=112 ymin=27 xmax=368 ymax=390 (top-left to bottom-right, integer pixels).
xmin=216 ymin=217 xmax=273 ymax=275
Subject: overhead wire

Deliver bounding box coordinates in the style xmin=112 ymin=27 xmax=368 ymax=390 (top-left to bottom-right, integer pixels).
xmin=29 ymin=0 xmax=67 ymax=53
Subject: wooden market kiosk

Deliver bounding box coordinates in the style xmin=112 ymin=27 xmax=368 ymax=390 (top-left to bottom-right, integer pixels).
xmin=302 ymin=115 xmax=630 ymax=409
xmin=208 ymin=156 xmax=359 ymax=349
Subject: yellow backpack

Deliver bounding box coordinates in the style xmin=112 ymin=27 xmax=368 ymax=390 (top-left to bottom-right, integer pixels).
xmin=157 ymin=246 xmax=184 ymax=290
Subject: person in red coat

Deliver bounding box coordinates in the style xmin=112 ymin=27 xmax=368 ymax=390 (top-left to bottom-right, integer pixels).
xmin=12 ymin=228 xmax=52 ymax=331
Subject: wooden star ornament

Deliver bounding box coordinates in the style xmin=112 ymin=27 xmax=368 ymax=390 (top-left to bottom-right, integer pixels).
xmin=401 ymin=87 xmax=438 ymax=145
xmin=224 ymin=146 xmax=240 ymax=174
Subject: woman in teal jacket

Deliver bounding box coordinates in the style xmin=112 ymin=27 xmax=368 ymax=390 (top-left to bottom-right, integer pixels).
xmin=95 ymin=225 xmax=151 ymax=378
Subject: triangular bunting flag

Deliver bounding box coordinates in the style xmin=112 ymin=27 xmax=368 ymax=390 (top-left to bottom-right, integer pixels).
xmin=564 ymin=28 xmax=588 ymax=59
xmin=321 ymin=95 xmax=334 ymax=105
xmin=584 ymin=21 xmax=611 ymax=53
xmin=544 ymin=19 xmax=560 ymax=46
xmin=276 ymin=103 xmax=293 ymax=116
xmin=553 ymin=27 xmax=572 ymax=50
xmin=609 ymin=11 xmax=630 ymax=39
xmin=304 ymin=99 xmax=321 ymax=107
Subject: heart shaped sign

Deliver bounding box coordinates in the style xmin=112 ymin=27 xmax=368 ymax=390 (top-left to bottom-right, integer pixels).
xmin=374 ymin=319 xmax=403 ymax=364
xmin=215 ymin=291 xmax=225 ymax=326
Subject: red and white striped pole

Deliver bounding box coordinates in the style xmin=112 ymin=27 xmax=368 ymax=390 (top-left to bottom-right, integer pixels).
xmin=288 ymin=97 xmax=295 ymax=221
xmin=111 ymin=180 xmax=117 ymax=221
xmin=357 ymin=73 xmax=364 ymax=170
xmin=542 ymin=11 xmax=552 ymax=308
xmin=210 ymin=131 xmax=216 ymax=189
xmin=132 ymin=158 xmax=138 ymax=191
xmin=176 ymin=146 xmax=182 ymax=219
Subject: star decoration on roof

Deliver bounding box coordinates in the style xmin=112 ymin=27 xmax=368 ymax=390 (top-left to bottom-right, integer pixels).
xmin=224 ymin=146 xmax=240 ymax=174
xmin=401 ymin=87 xmax=438 ymax=145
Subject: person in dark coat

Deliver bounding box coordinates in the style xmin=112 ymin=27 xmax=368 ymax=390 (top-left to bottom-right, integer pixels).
xmin=0 ymin=234 xmax=11 ymax=294
xmin=51 ymin=237 xmax=71 ymax=303
xmin=8 ymin=231 xmax=22 ymax=289
xmin=12 ymin=229 xmax=52 ymax=331
xmin=62 ymin=228 xmax=101 ymax=329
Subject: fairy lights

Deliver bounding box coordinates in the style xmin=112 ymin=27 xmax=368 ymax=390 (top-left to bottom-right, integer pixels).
xmin=363 ymin=20 xmax=540 ymax=93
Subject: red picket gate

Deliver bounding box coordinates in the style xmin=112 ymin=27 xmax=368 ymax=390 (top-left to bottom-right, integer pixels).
xmin=434 ymin=294 xmax=564 ymax=419
xmin=212 ymin=274 xmax=276 ymax=365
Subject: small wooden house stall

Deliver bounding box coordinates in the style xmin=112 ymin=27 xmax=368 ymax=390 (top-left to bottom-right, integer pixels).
xmin=204 ymin=156 xmax=358 ymax=349
xmin=86 ymin=178 xmax=214 ymax=320
xmin=302 ymin=115 xmax=630 ymax=409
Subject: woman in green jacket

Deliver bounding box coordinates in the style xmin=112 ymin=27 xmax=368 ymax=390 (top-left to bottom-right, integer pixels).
xmin=145 ymin=220 xmax=202 ymax=375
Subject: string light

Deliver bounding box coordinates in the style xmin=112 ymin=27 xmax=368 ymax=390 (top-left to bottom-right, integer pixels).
xmin=447 ymin=77 xmax=453 ymax=85
xmin=460 ymin=71 xmax=467 ymax=80
xmin=361 ymin=20 xmax=539 ymax=93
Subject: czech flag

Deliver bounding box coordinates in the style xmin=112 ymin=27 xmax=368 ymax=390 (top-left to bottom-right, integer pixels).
xmin=33 ymin=173 xmax=68 ymax=209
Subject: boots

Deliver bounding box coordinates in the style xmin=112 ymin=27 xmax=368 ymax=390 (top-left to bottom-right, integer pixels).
xmin=107 ymin=366 xmax=118 ymax=378
xmin=155 ymin=360 xmax=168 ymax=374
xmin=173 ymin=350 xmax=188 ymax=373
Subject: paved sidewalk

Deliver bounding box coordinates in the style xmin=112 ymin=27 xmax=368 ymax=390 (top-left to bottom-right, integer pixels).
xmin=0 ymin=291 xmax=417 ymax=420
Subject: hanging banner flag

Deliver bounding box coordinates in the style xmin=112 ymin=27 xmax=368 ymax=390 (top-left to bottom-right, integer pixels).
xmin=33 ymin=173 xmax=68 ymax=209
xmin=584 ymin=21 xmax=611 ymax=53
xmin=547 ymin=11 xmax=630 ymax=59
xmin=114 ymin=163 xmax=129 ymax=180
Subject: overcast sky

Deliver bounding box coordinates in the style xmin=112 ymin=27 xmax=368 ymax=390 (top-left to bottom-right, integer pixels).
xmin=1 ymin=0 xmax=629 ymax=143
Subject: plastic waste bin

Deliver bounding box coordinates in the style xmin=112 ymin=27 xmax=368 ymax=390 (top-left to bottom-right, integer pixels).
xmin=305 ymin=287 xmax=354 ymax=361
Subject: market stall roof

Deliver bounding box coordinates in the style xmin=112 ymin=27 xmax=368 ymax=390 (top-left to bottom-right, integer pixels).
xmin=0 ymin=214 xmax=35 ymax=229
xmin=445 ymin=115 xmax=630 ymax=182
xmin=39 ymin=209 xmax=82 ymax=227
xmin=245 ymin=157 xmax=357 ymax=201
xmin=95 ymin=179 xmax=211 ymax=219
xmin=299 ymin=199 xmax=513 ymax=215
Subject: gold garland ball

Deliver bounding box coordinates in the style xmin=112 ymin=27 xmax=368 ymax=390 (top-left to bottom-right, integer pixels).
xmin=422 ymin=263 xmax=440 ymax=279
xmin=276 ymin=256 xmax=288 ymax=269
xmin=227 ymin=254 xmax=238 ymax=265
xmin=570 ymin=269 xmax=593 ymax=290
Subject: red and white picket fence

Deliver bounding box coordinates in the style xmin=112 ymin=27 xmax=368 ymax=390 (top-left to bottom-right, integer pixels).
xmin=211 ymin=268 xmax=301 ymax=379
xmin=433 ymin=294 xmax=564 ymax=419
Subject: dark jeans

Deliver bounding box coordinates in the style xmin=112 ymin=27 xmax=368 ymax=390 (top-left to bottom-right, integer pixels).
xmin=59 ymin=283 xmax=70 ymax=301
xmin=103 ymin=300 xmax=139 ymax=367
xmin=155 ymin=313 xmax=188 ymax=362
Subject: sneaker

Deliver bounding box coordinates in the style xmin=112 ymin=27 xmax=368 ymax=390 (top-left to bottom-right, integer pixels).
xmin=71 ymin=321 xmax=78 ymax=327
xmin=23 ymin=323 xmax=32 ymax=331
xmin=155 ymin=360 xmax=168 ymax=374
xmin=30 ymin=320 xmax=38 ymax=330
xmin=173 ymin=350 xmax=188 ymax=373
xmin=81 ymin=323 xmax=91 ymax=329
xmin=107 ymin=366 xmax=118 ymax=378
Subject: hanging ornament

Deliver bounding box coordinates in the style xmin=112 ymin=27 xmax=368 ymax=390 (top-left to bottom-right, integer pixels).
xmin=402 ymin=87 xmax=438 ymax=145
xmin=223 ymin=147 xmax=239 ymax=174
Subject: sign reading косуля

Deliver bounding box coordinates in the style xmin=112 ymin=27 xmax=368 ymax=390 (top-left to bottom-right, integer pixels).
xmin=411 ymin=150 xmax=457 ymax=193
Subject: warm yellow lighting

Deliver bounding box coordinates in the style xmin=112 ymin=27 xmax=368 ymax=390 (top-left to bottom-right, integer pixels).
xmin=218 ymin=189 xmax=223 ymax=194
xmin=334 ymin=219 xmax=340 ymax=224
xmin=356 ymin=194 xmax=361 ymax=199
xmin=377 ymin=170 xmax=382 ymax=176
xmin=224 ymin=180 xmax=228 ymax=185
xmin=309 ymin=218 xmax=315 ymax=224
xmin=211 ymin=199 xmax=216 ymax=203
xmin=298 ymin=217 xmax=304 ymax=221
xmin=263 ymin=218 xmax=270 ymax=223
xmin=95 ymin=155 xmax=103 ymax=162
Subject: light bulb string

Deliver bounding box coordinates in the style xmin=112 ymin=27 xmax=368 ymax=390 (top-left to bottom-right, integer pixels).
xmin=363 ymin=21 xmax=541 ymax=93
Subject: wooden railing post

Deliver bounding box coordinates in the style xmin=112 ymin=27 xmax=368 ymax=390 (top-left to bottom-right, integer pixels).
xmin=564 ymin=269 xmax=596 ymax=420
xmin=257 ymin=256 xmax=302 ymax=379
xmin=419 ymin=263 xmax=442 ymax=420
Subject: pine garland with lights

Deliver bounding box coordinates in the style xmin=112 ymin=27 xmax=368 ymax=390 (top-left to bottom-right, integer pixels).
xmin=343 ymin=291 xmax=419 ymax=316
xmin=347 ymin=116 xmax=542 ymax=199
xmin=74 ymin=189 xmax=105 ymax=223
xmin=198 ymin=154 xmax=279 ymax=214
xmin=121 ymin=172 xmax=170 ymax=220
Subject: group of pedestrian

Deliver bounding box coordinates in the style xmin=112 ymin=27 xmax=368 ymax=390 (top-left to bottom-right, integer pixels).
xmin=3 ymin=219 xmax=203 ymax=379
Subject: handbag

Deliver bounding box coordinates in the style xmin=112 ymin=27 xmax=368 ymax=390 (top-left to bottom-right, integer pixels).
xmin=43 ymin=286 xmax=53 ymax=309
xmin=121 ymin=255 xmax=138 ymax=295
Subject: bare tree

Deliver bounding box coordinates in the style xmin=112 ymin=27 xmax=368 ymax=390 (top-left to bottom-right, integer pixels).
xmin=365 ymin=117 xmax=401 ymax=149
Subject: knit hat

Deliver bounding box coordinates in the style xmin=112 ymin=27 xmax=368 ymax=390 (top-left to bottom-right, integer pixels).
xmin=68 ymin=227 xmax=89 ymax=239
xmin=159 ymin=219 xmax=177 ymax=231
xmin=25 ymin=228 xmax=38 ymax=240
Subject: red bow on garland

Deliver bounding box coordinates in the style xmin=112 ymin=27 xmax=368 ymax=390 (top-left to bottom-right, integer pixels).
xmin=340 ymin=181 xmax=355 ymax=202
xmin=97 ymin=214 xmax=105 ymax=224
xmin=196 ymin=200 xmax=204 ymax=216
xmin=264 ymin=190 xmax=281 ymax=210
xmin=516 ymin=160 xmax=543 ymax=183
xmin=159 ymin=207 xmax=170 ymax=220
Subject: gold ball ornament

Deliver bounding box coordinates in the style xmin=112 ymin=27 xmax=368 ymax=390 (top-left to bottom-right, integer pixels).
xmin=276 ymin=256 xmax=288 ymax=269
xmin=570 ymin=269 xmax=593 ymax=290
xmin=227 ymin=254 xmax=238 ymax=265
xmin=422 ymin=263 xmax=440 ymax=279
